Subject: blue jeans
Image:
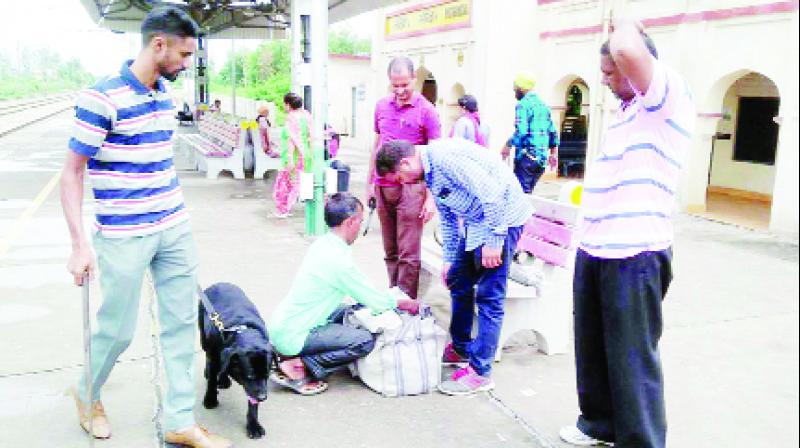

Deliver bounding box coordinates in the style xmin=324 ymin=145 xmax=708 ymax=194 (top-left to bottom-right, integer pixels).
xmin=300 ymin=305 xmax=376 ymax=380
xmin=573 ymin=249 xmax=673 ymax=448
xmin=78 ymin=221 xmax=198 ymax=432
xmin=446 ymin=226 xmax=523 ymax=376
xmin=513 ymin=154 xmax=545 ymax=194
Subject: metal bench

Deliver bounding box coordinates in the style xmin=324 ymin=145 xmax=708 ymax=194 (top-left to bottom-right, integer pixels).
xmin=420 ymin=186 xmax=580 ymax=359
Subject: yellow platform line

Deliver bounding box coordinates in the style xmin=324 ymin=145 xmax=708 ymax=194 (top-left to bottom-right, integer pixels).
xmin=0 ymin=172 xmax=61 ymax=257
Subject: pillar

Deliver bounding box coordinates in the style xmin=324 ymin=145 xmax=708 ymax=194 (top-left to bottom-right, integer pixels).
xmin=680 ymin=115 xmax=720 ymax=213
xmin=292 ymin=0 xmax=328 ymax=236
xmin=194 ymin=35 xmax=208 ymax=106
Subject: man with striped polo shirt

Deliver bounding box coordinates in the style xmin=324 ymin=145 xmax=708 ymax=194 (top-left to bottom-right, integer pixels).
xmin=559 ymin=18 xmax=695 ymax=448
xmin=60 ymin=6 xmax=230 ymax=448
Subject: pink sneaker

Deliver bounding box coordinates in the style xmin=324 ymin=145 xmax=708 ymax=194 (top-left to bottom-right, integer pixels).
xmin=442 ymin=343 xmax=468 ymax=367
xmin=438 ymin=365 xmax=495 ymax=396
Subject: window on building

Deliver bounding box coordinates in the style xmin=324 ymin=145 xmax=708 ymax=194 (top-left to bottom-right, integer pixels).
xmin=733 ymin=97 xmax=780 ymax=165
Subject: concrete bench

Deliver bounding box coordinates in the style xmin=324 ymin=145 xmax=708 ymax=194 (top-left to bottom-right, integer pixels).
xmin=249 ymin=123 xmax=282 ymax=179
xmin=420 ymin=187 xmax=581 ymax=359
xmin=179 ymin=116 xmax=245 ymax=179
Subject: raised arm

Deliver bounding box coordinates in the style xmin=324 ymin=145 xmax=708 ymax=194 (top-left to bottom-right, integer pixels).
xmin=608 ymin=18 xmax=654 ymax=96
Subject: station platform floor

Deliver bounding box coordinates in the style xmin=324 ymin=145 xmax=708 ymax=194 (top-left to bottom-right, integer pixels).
xmin=0 ymin=111 xmax=797 ymax=448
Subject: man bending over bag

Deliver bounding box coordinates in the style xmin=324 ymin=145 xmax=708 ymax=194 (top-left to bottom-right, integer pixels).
xmin=268 ymin=192 xmax=420 ymax=395
xmin=376 ymin=138 xmax=533 ymax=396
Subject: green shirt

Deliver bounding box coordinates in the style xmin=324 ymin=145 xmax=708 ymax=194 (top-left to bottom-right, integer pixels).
xmin=268 ymin=233 xmax=398 ymax=356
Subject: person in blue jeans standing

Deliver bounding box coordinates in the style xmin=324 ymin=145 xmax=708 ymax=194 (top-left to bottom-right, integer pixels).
xmin=60 ymin=6 xmax=230 ymax=448
xmin=376 ymin=138 xmax=533 ymax=395
xmin=502 ymin=73 xmax=560 ymax=194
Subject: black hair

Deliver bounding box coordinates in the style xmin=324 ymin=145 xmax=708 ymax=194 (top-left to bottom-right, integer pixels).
xmin=283 ymin=92 xmax=304 ymax=110
xmin=457 ymin=94 xmax=479 ymax=113
xmin=601 ymin=31 xmax=658 ymax=59
xmin=324 ymin=193 xmax=363 ymax=228
xmin=387 ymin=56 xmax=415 ymax=77
xmin=141 ymin=6 xmax=199 ymax=46
xmin=375 ymin=140 xmax=415 ymax=177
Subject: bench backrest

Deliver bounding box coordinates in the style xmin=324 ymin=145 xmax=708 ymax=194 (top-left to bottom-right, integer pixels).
xmin=198 ymin=116 xmax=240 ymax=150
xmin=516 ymin=196 xmax=580 ymax=268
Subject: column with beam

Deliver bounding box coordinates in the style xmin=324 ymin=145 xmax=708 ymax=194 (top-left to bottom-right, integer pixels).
xmin=194 ymin=35 xmax=209 ymax=108
xmin=291 ymin=0 xmax=328 ymax=236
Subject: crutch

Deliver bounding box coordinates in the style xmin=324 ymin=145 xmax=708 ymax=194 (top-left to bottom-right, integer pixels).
xmin=82 ymin=273 xmax=95 ymax=447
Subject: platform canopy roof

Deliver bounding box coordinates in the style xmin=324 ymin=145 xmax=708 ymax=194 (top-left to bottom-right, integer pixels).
xmin=77 ymin=0 xmax=401 ymax=39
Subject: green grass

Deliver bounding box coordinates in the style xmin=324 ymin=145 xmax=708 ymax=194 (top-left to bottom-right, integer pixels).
xmin=0 ymin=77 xmax=84 ymax=101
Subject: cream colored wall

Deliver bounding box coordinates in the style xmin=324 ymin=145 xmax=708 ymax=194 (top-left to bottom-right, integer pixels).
xmin=327 ymin=56 xmax=375 ymax=150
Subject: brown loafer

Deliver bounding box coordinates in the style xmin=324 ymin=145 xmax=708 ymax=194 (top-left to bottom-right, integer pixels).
xmin=165 ymin=425 xmax=232 ymax=448
xmin=69 ymin=387 xmax=112 ymax=439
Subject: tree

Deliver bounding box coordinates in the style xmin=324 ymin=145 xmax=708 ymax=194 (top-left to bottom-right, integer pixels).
xmin=328 ymin=30 xmax=371 ymax=56
xmin=216 ymin=51 xmax=246 ymax=85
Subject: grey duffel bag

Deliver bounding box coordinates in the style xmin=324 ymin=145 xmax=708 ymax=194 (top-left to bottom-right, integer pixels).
xmin=346 ymin=304 xmax=447 ymax=397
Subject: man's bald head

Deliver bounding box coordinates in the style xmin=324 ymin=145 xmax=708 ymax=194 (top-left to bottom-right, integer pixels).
xmin=387 ymin=56 xmax=417 ymax=105
xmin=388 ymin=56 xmax=415 ymax=77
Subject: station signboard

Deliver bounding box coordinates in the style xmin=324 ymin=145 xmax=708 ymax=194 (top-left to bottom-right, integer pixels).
xmin=385 ymin=0 xmax=472 ymax=40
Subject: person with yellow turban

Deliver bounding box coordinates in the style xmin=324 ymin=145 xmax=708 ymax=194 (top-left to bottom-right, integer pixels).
xmin=502 ymin=72 xmax=559 ymax=194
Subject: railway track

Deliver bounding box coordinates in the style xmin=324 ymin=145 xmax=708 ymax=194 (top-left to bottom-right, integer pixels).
xmin=0 ymin=92 xmax=77 ymax=137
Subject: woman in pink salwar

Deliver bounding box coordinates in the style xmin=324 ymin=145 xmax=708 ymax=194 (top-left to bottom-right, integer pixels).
xmin=273 ymin=92 xmax=314 ymax=218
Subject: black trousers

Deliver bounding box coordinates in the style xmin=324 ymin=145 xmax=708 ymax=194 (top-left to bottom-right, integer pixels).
xmin=573 ymin=249 xmax=673 ymax=448
xmin=513 ymin=155 xmax=545 ymax=194
xmin=300 ymin=305 xmax=375 ymax=380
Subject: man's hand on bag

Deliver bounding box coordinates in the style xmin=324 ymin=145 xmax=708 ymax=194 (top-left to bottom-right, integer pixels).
xmin=67 ymin=246 xmax=94 ymax=286
xmin=441 ymin=263 xmax=452 ymax=288
xmin=482 ymin=246 xmax=503 ymax=269
xmin=501 ymin=145 xmax=511 ymax=160
xmin=397 ymin=298 xmax=420 ymax=315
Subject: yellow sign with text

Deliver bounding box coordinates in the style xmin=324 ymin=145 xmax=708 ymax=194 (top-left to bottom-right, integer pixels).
xmin=385 ymin=0 xmax=472 ymax=40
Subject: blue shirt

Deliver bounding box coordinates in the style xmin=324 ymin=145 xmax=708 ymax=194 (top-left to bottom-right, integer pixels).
xmin=422 ymin=138 xmax=533 ymax=263
xmin=507 ymin=92 xmax=559 ymax=166
xmin=68 ymin=60 xmax=186 ymax=238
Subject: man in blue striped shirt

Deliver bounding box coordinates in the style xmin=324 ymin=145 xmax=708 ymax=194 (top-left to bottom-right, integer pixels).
xmin=60 ymin=6 xmax=231 ymax=448
xmin=376 ymin=138 xmax=533 ymax=396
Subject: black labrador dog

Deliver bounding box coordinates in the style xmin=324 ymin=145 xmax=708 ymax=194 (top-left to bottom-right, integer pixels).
xmin=199 ymin=282 xmax=273 ymax=439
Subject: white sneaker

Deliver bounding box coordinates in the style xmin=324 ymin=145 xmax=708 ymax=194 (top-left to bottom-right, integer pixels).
xmin=559 ymin=426 xmax=614 ymax=446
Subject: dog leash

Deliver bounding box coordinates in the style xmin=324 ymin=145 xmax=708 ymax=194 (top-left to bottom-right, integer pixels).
xmin=363 ymin=196 xmax=377 ymax=236
xmin=81 ymin=273 xmax=94 ymax=448
xmin=196 ymin=284 xmax=247 ymax=334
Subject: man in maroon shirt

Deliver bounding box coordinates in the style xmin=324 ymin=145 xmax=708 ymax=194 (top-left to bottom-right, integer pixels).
xmin=366 ymin=56 xmax=441 ymax=300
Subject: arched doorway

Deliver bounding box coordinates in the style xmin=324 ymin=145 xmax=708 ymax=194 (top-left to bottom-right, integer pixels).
xmin=445 ymin=83 xmax=466 ymax=135
xmin=706 ymin=71 xmax=779 ymax=229
xmin=416 ymin=67 xmax=437 ymax=105
xmin=555 ymin=77 xmax=590 ymax=178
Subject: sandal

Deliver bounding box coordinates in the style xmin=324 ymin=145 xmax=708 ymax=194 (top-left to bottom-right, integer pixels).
xmin=270 ymin=371 xmax=329 ymax=395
